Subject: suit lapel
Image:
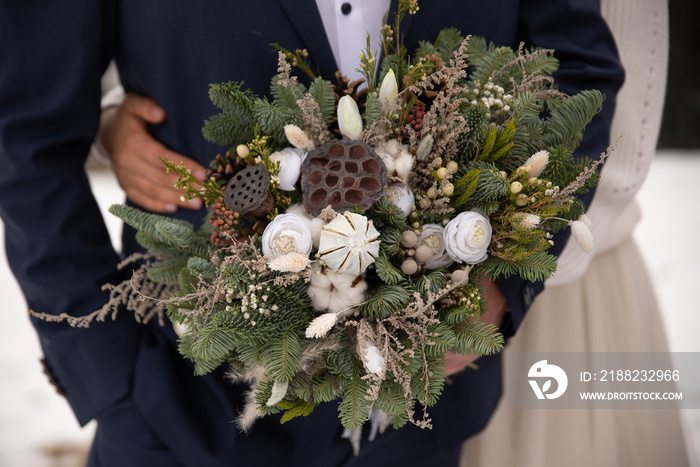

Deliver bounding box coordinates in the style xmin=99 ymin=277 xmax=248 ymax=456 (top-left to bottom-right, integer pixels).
xmin=277 ymin=0 xmax=339 ymax=79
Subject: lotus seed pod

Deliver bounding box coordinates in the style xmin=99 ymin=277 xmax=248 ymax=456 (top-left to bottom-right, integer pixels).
xmin=300 ymin=140 xmax=387 ymax=216
xmin=401 ymin=258 xmax=419 ymax=275
xmin=401 ymin=230 xmax=418 ymax=248
xmin=224 ymin=165 xmax=275 ymax=217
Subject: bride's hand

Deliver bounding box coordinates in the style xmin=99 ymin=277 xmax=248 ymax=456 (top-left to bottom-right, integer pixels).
xmin=97 ymin=92 xmax=206 ymax=213
xmin=444 ymin=279 xmax=508 ymax=376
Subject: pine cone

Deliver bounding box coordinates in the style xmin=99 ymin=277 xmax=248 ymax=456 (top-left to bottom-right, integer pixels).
xmin=408 ymin=55 xmax=450 ymax=110
xmin=207 ymin=151 xmax=251 ymax=185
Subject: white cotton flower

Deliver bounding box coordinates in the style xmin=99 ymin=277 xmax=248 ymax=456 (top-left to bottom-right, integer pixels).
xmin=374 ymin=139 xmax=414 ymax=182
xmin=361 ymin=340 xmax=385 ymax=375
xmin=261 ymin=213 xmax=313 ymax=257
xmin=383 ymin=184 xmax=415 ymax=218
xmin=270 ymin=147 xmax=306 ymax=191
xmin=267 ymin=252 xmax=310 ymax=272
xmin=443 ymin=211 xmax=492 ymax=264
xmin=579 ymin=213 xmax=592 ymax=229
xmin=523 ymin=150 xmax=549 ymax=178
xmin=570 ymin=220 xmax=593 ymax=253
xmin=284 ymin=124 xmax=314 ymax=150
xmin=266 ymin=380 xmax=289 ymax=407
xmin=305 ymin=313 xmax=338 ymax=339
xmin=307 ymin=265 xmax=368 ymax=313
xmin=337 ymin=95 xmax=363 ymax=140
xmin=416 ymin=224 xmax=453 ymax=269
xmin=394 ymin=152 xmax=415 ymax=181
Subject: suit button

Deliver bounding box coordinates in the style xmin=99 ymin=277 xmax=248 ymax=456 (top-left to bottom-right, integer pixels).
xmin=341 ymin=3 xmax=352 ymax=15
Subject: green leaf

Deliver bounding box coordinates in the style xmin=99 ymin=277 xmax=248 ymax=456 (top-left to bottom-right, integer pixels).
xmin=277 ymin=399 xmax=318 ymax=424
xmin=453 ymin=169 xmax=481 ymax=207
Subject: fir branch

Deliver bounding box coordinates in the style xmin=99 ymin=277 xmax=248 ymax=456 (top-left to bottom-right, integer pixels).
xmin=263 ymin=332 xmax=303 ymax=383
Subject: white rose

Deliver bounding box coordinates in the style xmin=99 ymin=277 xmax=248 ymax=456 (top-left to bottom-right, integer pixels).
xmin=261 ymin=213 xmax=313 ymax=257
xmin=417 ymin=224 xmax=453 ymax=269
xmin=443 ymin=211 xmax=492 ymax=264
xmin=270 ymin=147 xmax=306 ymax=191
xmin=383 ymin=184 xmax=415 ymax=218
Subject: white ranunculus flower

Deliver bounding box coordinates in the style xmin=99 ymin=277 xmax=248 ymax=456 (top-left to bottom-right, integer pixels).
xmin=261 ymin=213 xmax=313 ymax=257
xmin=270 ymin=147 xmax=306 ymax=191
xmin=383 ymin=184 xmax=415 ymax=218
xmin=443 ymin=211 xmax=492 ymax=264
xmin=285 ymin=204 xmax=325 ymax=249
xmin=417 ymin=224 xmax=453 ymax=269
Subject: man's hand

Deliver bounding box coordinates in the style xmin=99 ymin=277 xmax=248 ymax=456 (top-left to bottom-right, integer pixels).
xmin=97 ymin=92 xmax=206 ymax=213
xmin=444 ymin=278 xmax=508 ymax=376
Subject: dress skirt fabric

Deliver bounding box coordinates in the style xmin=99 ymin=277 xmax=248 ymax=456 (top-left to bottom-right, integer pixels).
xmin=461 ymin=238 xmax=691 ymax=467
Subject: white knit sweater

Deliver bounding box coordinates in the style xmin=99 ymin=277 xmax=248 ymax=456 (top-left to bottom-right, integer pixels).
xmin=547 ymin=0 xmax=669 ymax=285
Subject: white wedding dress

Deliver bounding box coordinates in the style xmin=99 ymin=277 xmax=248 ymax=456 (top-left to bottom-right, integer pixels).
xmin=461 ymin=1 xmax=692 ymax=465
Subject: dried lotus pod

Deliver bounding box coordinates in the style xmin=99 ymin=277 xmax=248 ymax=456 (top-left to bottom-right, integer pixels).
xmin=224 ymin=165 xmax=275 ymax=217
xmin=301 ymin=140 xmax=387 ymax=216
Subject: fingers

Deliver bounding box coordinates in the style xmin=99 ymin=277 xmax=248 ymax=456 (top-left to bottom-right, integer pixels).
xmin=101 ymin=92 xmax=209 ymax=213
xmin=121 ymin=92 xmax=167 ymax=124
xmin=114 ymin=157 xmax=204 ymax=213
xmin=444 ymin=352 xmax=478 ymax=376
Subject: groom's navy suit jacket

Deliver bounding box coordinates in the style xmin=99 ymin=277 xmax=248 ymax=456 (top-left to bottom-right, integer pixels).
xmin=0 ymin=0 xmax=623 ymax=465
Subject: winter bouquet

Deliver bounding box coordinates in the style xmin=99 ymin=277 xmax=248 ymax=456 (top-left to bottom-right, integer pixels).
xmin=44 ymin=3 xmax=606 ymax=437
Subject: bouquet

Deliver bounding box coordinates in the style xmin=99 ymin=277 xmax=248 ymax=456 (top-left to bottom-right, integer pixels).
xmin=42 ymin=3 xmax=605 ymax=439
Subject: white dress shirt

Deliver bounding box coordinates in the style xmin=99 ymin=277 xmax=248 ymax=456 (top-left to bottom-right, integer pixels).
xmin=314 ymin=0 xmax=391 ymax=82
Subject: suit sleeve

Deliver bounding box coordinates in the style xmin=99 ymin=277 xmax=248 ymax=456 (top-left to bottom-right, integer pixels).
xmin=496 ymin=0 xmax=625 ymax=339
xmin=0 ymin=0 xmax=143 ymax=425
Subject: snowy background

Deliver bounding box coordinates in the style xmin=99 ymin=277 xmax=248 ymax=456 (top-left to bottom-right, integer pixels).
xmin=1 ymin=151 xmax=699 ymax=466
